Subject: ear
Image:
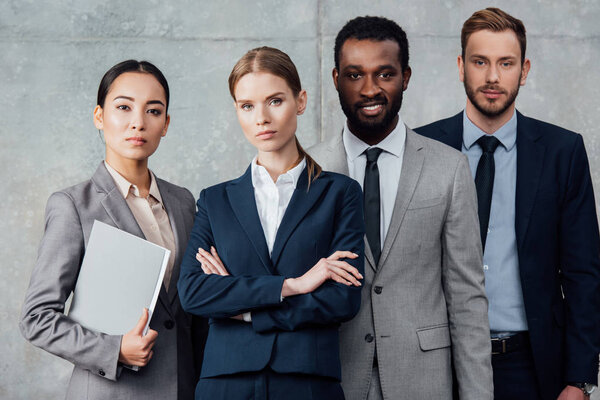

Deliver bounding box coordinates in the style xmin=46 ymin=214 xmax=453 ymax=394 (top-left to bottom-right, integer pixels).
xmin=402 ymin=66 xmax=412 ymax=91
xmin=93 ymin=105 xmax=104 ymax=130
xmin=161 ymin=114 xmax=170 ymax=137
xmin=296 ymin=90 xmax=307 ymax=115
xmin=332 ymin=68 xmax=339 ymax=90
xmin=458 ymin=55 xmax=465 ymax=83
xmin=520 ymin=58 xmax=531 ymax=86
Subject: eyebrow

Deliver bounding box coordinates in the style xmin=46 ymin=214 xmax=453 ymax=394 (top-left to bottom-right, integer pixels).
xmin=470 ymin=54 xmax=517 ymax=61
xmin=343 ymin=64 xmax=397 ymax=71
xmin=235 ymin=91 xmax=286 ymax=103
xmin=112 ymin=96 xmax=165 ymax=107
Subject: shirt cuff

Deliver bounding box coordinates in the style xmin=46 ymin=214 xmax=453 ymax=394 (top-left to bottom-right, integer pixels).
xmin=242 ymin=312 xmax=252 ymax=322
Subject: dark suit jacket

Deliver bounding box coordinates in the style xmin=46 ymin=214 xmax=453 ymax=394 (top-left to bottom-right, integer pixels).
xmin=416 ymin=111 xmax=600 ymax=399
xmin=178 ymin=166 xmax=365 ymax=381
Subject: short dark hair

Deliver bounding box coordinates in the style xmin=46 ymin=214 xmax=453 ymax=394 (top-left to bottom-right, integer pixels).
xmin=97 ymin=60 xmax=170 ymax=112
xmin=462 ymin=8 xmax=527 ymax=64
xmin=334 ymin=16 xmax=409 ymax=72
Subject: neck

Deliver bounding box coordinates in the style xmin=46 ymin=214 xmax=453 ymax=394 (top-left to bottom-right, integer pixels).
xmin=105 ymin=154 xmax=151 ymax=197
xmin=465 ymin=100 xmax=515 ymax=134
xmin=348 ymin=115 xmax=399 ymax=146
xmin=256 ymin=142 xmax=301 ymax=183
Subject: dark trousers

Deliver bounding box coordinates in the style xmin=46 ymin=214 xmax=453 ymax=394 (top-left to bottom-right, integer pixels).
xmin=196 ymin=367 xmax=344 ymax=400
xmin=492 ymin=336 xmax=543 ymax=400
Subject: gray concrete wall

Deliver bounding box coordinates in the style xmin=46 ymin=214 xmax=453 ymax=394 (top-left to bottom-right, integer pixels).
xmin=1 ymin=1 xmax=598 ymax=398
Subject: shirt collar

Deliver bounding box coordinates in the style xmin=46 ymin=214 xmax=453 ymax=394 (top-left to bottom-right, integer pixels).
xmin=104 ymin=161 xmax=162 ymax=202
xmin=342 ymin=114 xmax=407 ymax=161
xmin=463 ymin=109 xmax=517 ymax=151
xmin=251 ymin=156 xmax=306 ymax=188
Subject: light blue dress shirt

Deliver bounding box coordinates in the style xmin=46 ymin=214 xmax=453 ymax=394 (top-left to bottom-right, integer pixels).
xmin=462 ymin=110 xmax=528 ymax=334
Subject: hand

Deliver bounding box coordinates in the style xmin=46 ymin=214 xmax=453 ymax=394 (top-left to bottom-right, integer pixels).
xmin=282 ymin=251 xmax=362 ymax=297
xmin=196 ymin=246 xmax=229 ymax=276
xmin=558 ymin=385 xmax=589 ymax=400
xmin=118 ymin=308 xmax=158 ymax=367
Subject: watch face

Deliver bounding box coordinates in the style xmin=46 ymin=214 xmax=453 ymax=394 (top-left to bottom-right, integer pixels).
xmin=584 ymin=383 xmax=596 ymax=394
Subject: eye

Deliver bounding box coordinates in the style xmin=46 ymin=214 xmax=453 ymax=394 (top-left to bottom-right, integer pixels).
xmin=379 ymin=72 xmax=392 ymax=79
xmin=269 ymin=98 xmax=282 ymax=106
xmin=241 ymin=103 xmax=253 ymax=111
xmin=474 ymin=60 xmax=485 ymax=66
xmin=348 ymin=73 xmax=361 ymax=80
xmin=147 ymin=109 xmax=162 ymax=116
xmin=501 ymin=61 xmax=512 ymax=67
xmin=117 ymin=105 xmax=130 ymax=111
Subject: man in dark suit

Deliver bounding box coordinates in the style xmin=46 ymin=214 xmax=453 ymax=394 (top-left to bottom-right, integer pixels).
xmin=416 ymin=7 xmax=600 ymax=400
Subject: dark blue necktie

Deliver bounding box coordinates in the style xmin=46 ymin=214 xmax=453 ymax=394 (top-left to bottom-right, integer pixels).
xmin=364 ymin=147 xmax=383 ymax=266
xmin=475 ymin=135 xmax=500 ymax=251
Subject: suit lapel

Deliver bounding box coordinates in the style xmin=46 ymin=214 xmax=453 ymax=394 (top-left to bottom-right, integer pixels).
xmin=515 ymin=112 xmax=544 ymax=251
xmin=270 ymin=169 xmax=329 ymax=267
xmin=226 ymin=167 xmax=274 ymax=274
xmin=92 ymin=163 xmax=174 ymax=317
xmin=157 ymin=179 xmax=186 ymax=304
xmin=378 ymin=129 xmax=425 ymax=270
xmin=438 ymin=112 xmax=464 ymax=150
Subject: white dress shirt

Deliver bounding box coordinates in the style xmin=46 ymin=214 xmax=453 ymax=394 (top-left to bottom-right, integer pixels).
xmin=251 ymin=156 xmax=306 ymax=254
xmin=342 ymin=117 xmax=406 ymax=248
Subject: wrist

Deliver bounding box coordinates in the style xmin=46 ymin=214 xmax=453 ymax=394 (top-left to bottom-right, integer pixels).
xmin=282 ymin=278 xmax=302 ymax=297
xmin=568 ymin=382 xmax=596 ymax=397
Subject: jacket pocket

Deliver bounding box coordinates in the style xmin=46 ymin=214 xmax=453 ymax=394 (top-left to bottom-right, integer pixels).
xmin=407 ymin=196 xmax=443 ymax=210
xmin=416 ymin=324 xmax=451 ymax=351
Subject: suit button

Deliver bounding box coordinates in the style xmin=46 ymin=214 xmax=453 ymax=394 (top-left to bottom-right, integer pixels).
xmin=365 ymin=334 xmax=374 ymax=343
xmin=374 ymin=286 xmax=382 ymax=294
xmin=98 ymin=369 xmax=105 ymax=377
xmin=164 ymin=320 xmax=174 ymax=329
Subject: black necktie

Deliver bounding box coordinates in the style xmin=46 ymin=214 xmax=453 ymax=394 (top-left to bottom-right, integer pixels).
xmin=474 ymin=135 xmax=500 ymax=251
xmin=364 ymin=147 xmax=383 ymax=266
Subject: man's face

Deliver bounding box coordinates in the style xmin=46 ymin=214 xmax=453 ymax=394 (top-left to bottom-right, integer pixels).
xmin=333 ymin=38 xmax=411 ymax=140
xmin=459 ymin=29 xmax=530 ymax=119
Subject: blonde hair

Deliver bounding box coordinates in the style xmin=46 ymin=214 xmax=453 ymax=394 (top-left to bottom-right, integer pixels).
xmin=229 ymin=46 xmax=322 ymax=187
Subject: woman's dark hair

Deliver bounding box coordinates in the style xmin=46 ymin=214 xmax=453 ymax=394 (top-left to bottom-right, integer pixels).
xmin=97 ymin=60 xmax=170 ymax=112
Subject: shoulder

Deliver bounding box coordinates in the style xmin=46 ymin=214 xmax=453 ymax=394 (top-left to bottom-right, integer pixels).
xmin=317 ymin=171 xmax=362 ymax=197
xmin=520 ymin=113 xmax=582 ymax=144
xmin=156 ymin=177 xmax=195 ymax=205
xmin=410 ymin=129 xmax=466 ymax=165
xmin=415 ymin=112 xmax=463 ymax=137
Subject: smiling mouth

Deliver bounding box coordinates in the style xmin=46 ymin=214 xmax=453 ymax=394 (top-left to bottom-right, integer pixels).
xmin=358 ymin=103 xmax=384 ymax=116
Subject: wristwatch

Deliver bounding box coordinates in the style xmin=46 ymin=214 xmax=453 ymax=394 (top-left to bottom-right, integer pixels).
xmin=569 ymin=382 xmax=597 ymax=397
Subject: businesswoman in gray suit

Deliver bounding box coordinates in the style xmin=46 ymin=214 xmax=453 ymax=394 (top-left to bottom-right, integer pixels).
xmin=20 ymin=60 xmax=204 ymax=399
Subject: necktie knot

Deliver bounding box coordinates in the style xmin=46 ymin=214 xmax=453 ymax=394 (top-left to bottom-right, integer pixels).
xmin=477 ymin=135 xmax=501 ymax=154
xmin=365 ymin=147 xmax=383 ymax=163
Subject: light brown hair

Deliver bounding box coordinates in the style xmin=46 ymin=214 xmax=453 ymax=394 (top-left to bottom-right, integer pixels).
xmin=461 ymin=7 xmax=527 ymax=64
xmin=228 ymin=46 xmax=322 ymax=187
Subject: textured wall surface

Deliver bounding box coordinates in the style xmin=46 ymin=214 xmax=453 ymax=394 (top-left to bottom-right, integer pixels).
xmin=1 ymin=1 xmax=599 ymax=398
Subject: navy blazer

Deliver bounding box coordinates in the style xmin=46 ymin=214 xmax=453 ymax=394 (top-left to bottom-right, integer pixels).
xmin=416 ymin=111 xmax=600 ymax=399
xmin=178 ymin=166 xmax=365 ymax=381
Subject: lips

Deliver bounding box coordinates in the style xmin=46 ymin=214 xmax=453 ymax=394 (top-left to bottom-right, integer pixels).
xmin=256 ymin=130 xmax=276 ymax=140
xmin=358 ymin=103 xmax=385 ymax=117
xmin=126 ymin=137 xmax=147 ymax=145
xmin=480 ymin=87 xmax=505 ymax=100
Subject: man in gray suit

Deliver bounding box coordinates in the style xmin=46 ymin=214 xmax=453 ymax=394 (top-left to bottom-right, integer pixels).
xmin=309 ymin=16 xmax=493 ymax=399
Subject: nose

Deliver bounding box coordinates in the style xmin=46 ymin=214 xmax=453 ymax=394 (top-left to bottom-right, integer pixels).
xmin=360 ymin=75 xmax=382 ymax=98
xmin=486 ymin=64 xmax=500 ymax=84
xmin=130 ymin=109 xmax=145 ymax=131
xmin=255 ymin=105 xmax=270 ymax=126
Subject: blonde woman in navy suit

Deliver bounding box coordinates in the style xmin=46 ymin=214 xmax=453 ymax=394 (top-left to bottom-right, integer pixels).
xmin=178 ymin=47 xmax=365 ymax=399
xmin=20 ymin=60 xmax=204 ymax=399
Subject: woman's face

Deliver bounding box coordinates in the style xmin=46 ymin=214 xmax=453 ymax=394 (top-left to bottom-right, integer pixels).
xmin=233 ymin=72 xmax=306 ymax=156
xmin=93 ymin=72 xmax=170 ymax=165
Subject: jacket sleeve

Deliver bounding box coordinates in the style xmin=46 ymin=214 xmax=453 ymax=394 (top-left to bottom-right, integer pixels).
xmin=441 ymin=155 xmax=494 ymax=400
xmin=19 ymin=192 xmax=122 ymax=381
xmin=251 ymin=179 xmax=365 ymax=333
xmin=559 ymin=134 xmax=600 ymax=384
xmin=177 ymin=189 xmax=286 ymax=319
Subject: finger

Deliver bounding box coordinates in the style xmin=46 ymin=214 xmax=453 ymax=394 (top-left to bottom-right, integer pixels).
xmin=211 ymin=246 xmax=229 ymax=276
xmin=327 ymin=250 xmax=359 ymax=261
xmin=198 ymin=248 xmax=228 ymax=276
xmin=328 ymin=260 xmax=363 ymax=279
xmin=328 ymin=264 xmax=362 ymax=286
xmin=132 ymin=308 xmax=149 ymax=336
xmin=200 ymin=263 xmax=212 ymax=275
xmin=147 ymin=350 xmax=154 ymax=362
xmin=329 ymin=272 xmax=353 ymax=286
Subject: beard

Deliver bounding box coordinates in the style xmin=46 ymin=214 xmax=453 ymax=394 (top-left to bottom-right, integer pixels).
xmin=338 ymin=89 xmax=403 ymax=135
xmin=464 ymin=71 xmax=521 ymax=118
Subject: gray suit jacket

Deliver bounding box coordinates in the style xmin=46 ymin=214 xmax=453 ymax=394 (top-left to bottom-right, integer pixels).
xmin=20 ymin=163 xmax=202 ymax=400
xmin=308 ymin=128 xmax=493 ymax=400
